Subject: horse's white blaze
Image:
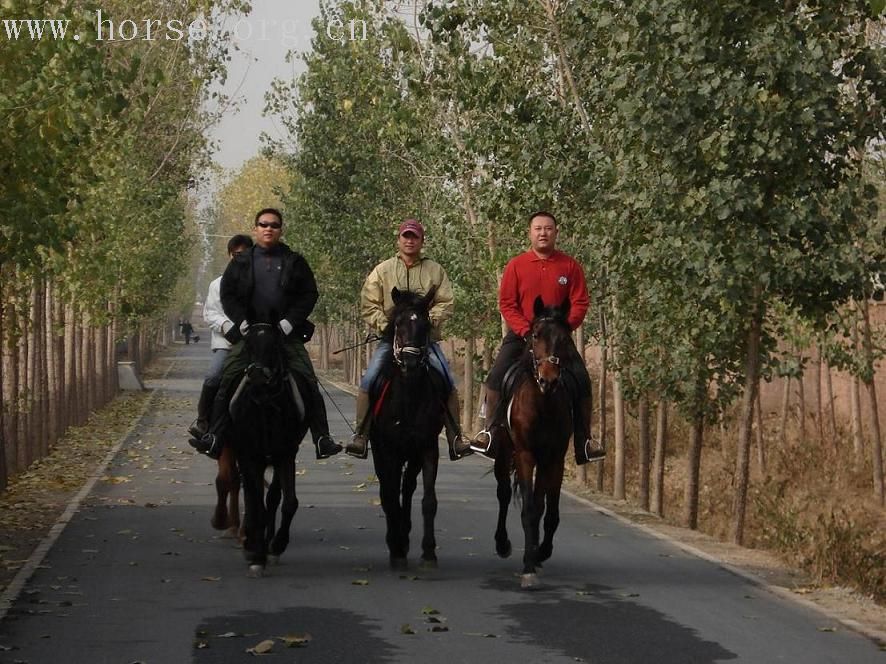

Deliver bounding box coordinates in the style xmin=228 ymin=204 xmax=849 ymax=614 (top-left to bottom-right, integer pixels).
xmin=520 ymin=573 xmax=539 ymax=589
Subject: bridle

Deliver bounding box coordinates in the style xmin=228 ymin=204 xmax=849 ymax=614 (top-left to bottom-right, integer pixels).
xmin=528 ymin=317 xmax=564 ymax=389
xmin=393 ymin=311 xmax=428 ymax=370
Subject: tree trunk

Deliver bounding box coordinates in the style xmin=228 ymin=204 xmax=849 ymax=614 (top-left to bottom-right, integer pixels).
xmin=0 ymin=281 xmax=10 ymax=488
xmin=755 ymin=386 xmax=766 ymax=476
xmin=815 ymin=348 xmax=823 ymax=442
xmin=824 ymin=360 xmax=837 ymax=454
xmin=651 ymin=400 xmax=668 ymax=517
xmin=638 ymin=395 xmax=651 ymax=511
xmin=64 ymin=304 xmax=77 ymax=429
xmin=19 ymin=300 xmax=31 ymax=470
xmin=463 ymin=336 xmax=475 ymax=431
xmin=796 ymin=360 xmax=806 ymax=448
xmin=779 ymin=375 xmax=792 ymax=448
xmin=850 ymin=312 xmax=865 ymax=470
xmin=860 ymin=298 xmax=884 ymax=506
xmin=612 ymin=370 xmax=626 ymax=501
xmin=596 ymin=320 xmax=607 ymax=493
xmin=731 ymin=293 xmax=763 ymax=546
xmin=685 ymin=413 xmax=704 ymax=530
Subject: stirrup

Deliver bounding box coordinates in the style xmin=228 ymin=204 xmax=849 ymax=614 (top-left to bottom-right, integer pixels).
xmin=315 ymin=435 xmax=342 ymax=460
xmin=469 ymin=430 xmax=493 ymax=457
xmin=345 ymin=434 xmax=369 ymax=460
xmin=448 ymin=436 xmax=474 ymax=461
xmin=577 ymin=438 xmax=605 ymax=465
xmin=187 ymin=418 xmax=208 ymax=440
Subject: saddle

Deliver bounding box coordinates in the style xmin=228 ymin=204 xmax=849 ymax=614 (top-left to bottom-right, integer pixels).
xmin=228 ymin=370 xmax=307 ymax=422
xmin=368 ymin=362 xmax=448 ymax=418
xmin=492 ymin=361 xmax=582 ymax=434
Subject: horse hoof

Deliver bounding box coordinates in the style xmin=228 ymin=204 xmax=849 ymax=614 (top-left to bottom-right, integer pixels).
xmin=390 ymin=557 xmax=408 ymax=571
xmin=268 ymin=555 xmax=280 ymax=566
xmin=418 ymin=558 xmax=438 ymax=570
xmin=247 ymin=564 xmax=265 ymax=578
xmin=496 ymin=541 xmax=512 ymax=559
xmin=520 ymin=573 xmax=540 ymax=589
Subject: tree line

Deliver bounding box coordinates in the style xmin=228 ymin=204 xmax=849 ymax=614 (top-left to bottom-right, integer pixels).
xmin=0 ymin=0 xmax=249 ymax=489
xmin=263 ymin=0 xmax=886 ymax=551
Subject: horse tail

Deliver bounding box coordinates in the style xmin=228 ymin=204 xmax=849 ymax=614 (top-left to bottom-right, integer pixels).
xmin=511 ymin=470 xmax=521 ymax=508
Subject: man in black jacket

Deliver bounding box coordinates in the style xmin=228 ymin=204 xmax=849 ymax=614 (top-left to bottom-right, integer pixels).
xmin=190 ymin=207 xmax=342 ymax=460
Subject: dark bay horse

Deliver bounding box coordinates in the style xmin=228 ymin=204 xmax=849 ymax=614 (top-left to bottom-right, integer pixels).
xmin=227 ymin=323 xmax=308 ymax=577
xmin=211 ymin=445 xmax=241 ymax=540
xmin=370 ymin=287 xmax=446 ymax=570
xmin=493 ymin=297 xmax=574 ymax=588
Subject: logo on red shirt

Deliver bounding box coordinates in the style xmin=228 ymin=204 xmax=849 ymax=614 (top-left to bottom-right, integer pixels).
xmin=558 ymin=276 xmax=568 ymax=285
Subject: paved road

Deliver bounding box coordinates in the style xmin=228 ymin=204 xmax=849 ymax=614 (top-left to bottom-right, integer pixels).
xmin=0 ymin=339 xmax=882 ymax=663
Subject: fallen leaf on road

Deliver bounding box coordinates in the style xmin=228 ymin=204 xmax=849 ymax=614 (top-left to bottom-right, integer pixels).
xmin=817 ymin=627 xmax=836 ymax=633
xmin=100 ymin=476 xmax=131 ymax=484
xmin=217 ymin=632 xmax=241 ymax=638
xmin=401 ymin=624 xmax=415 ymax=635
xmin=194 ymin=640 xmax=209 ymax=649
xmin=278 ymin=633 xmax=311 ymax=648
xmin=247 ymin=639 xmax=275 ymax=654
xmin=421 ymin=606 xmax=440 ymax=615
xmin=352 ymin=579 xmax=369 ymax=586
xmin=201 ymin=576 xmax=222 ymax=582
xmin=429 ymin=625 xmax=449 ymax=632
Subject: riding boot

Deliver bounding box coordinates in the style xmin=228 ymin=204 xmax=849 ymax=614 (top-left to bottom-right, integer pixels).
xmin=188 ymin=381 xmax=218 ymax=440
xmin=574 ymin=395 xmax=605 ymax=465
xmin=469 ymin=388 xmax=500 ymax=458
xmin=444 ymin=389 xmax=473 ymax=461
xmin=307 ymin=381 xmax=343 ymax=459
xmin=345 ymin=389 xmax=371 ymax=459
xmin=190 ymin=388 xmax=227 ymax=459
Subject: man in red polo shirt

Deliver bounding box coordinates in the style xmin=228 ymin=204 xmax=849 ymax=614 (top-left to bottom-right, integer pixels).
xmin=470 ymin=210 xmax=605 ymax=465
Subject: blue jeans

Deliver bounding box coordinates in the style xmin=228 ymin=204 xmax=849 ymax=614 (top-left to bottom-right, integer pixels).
xmin=205 ymin=348 xmax=229 ymax=387
xmin=360 ymin=341 xmax=455 ymax=392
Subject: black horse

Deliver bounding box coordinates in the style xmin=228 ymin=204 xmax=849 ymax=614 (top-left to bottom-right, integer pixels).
xmin=370 ymin=287 xmax=447 ymax=570
xmin=227 ymin=323 xmax=308 ymax=577
xmin=493 ymin=297 xmax=574 ymax=588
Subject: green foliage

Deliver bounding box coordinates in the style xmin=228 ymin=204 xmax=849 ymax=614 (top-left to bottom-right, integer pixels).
xmin=1 ymin=0 xmax=247 ymax=330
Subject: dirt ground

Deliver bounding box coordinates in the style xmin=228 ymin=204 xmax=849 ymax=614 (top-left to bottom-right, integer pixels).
xmin=1 ymin=383 xmax=884 ymax=648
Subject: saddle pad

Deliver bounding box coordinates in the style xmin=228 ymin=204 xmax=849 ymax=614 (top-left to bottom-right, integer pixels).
xmin=372 ymin=379 xmax=392 ymax=417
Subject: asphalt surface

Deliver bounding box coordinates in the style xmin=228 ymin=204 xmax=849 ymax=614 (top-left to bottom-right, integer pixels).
xmin=0 ymin=338 xmax=882 ymax=663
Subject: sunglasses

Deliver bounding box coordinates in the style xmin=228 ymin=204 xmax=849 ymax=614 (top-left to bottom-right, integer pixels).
xmin=256 ymin=221 xmax=282 ymax=229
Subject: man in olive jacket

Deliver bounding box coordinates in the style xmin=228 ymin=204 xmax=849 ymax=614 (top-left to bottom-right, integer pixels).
xmin=345 ymin=218 xmax=472 ymax=461
xmin=191 ymin=208 xmax=342 ymax=460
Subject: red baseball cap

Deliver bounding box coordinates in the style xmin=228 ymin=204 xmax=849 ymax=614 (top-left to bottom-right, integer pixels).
xmin=398 ymin=219 xmax=424 ymax=239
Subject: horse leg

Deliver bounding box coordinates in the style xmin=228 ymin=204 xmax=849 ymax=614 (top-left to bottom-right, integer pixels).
xmin=493 ymin=451 xmax=513 ymax=559
xmin=401 ymin=460 xmax=419 ymax=560
xmin=269 ymin=457 xmax=298 ymax=559
xmin=417 ymin=450 xmax=439 ymax=568
xmin=537 ymin=461 xmax=564 ymax=564
xmin=373 ymin=452 xmax=407 ymax=569
xmin=212 ymin=445 xmax=236 ymax=531
xmin=265 ymin=468 xmax=281 ymax=548
xmin=516 ymin=454 xmax=540 ymax=588
xmin=240 ymin=461 xmax=268 ymax=576
xmin=229 ymin=463 xmax=242 ymax=541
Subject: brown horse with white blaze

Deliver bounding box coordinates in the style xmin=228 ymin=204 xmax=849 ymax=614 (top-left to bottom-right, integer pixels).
xmin=493 ymin=296 xmax=574 ymax=588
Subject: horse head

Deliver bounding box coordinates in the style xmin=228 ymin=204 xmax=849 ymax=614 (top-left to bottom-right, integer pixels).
xmin=527 ymin=296 xmax=571 ymax=394
xmin=243 ymin=323 xmax=286 ymax=390
xmin=387 ymin=285 xmax=437 ymax=374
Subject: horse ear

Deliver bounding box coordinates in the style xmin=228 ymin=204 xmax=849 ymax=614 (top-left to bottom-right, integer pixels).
xmin=560 ymin=297 xmax=570 ymax=320
xmin=391 ymin=287 xmax=402 ymax=304
xmin=423 ymin=285 xmax=438 ymax=310
xmin=533 ymin=295 xmax=545 ymax=318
